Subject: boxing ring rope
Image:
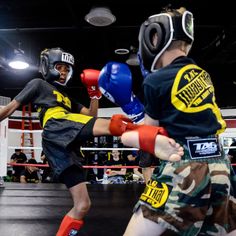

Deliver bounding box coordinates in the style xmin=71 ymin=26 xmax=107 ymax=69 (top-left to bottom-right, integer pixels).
xmin=7 ymin=144 xmax=236 ymax=168
xmin=7 ymin=146 xmax=142 ymax=169
xmin=8 ymin=129 xmax=42 ymax=133
xmin=3 ymin=114 xmax=236 ymax=177
xmin=81 ymin=147 xmax=139 ymax=151
xmin=7 ymin=147 xmax=138 ymax=151
xmin=2 ymin=107 xmax=236 ymax=184
xmin=6 ymin=162 xmax=236 ymax=169
xmin=8 ymin=146 xmax=43 ymax=150
xmin=8 ymin=146 xmax=139 ymax=151
xmin=7 ymin=146 xmax=236 ymax=151
xmin=7 ymin=163 xmax=142 ymax=169
xmin=4 ymin=145 xmax=236 ymax=182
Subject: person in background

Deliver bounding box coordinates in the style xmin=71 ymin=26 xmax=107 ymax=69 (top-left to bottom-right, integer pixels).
xmin=97 ymin=138 xmax=110 ymax=181
xmin=10 ymin=149 xmax=27 ymax=182
xmin=20 ymin=158 xmax=40 ymax=183
xmin=124 ymin=150 xmax=144 ymax=183
xmin=0 ymin=47 xmax=184 ymax=236
xmin=40 ymin=150 xmax=54 ymax=183
xmin=106 ymin=149 xmax=126 ymax=184
xmin=138 ymin=151 xmax=159 ymax=184
xmin=81 ymin=139 xmax=98 ymax=184
xmin=123 ymin=6 xmax=236 ymax=236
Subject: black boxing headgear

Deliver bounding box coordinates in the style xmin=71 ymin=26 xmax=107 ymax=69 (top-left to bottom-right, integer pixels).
xmin=138 ymin=10 xmax=194 ymax=72
xmin=39 ymin=47 xmax=74 ymax=86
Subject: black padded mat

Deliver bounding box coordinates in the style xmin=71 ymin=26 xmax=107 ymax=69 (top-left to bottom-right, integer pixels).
xmin=0 ymin=183 xmax=144 ymax=236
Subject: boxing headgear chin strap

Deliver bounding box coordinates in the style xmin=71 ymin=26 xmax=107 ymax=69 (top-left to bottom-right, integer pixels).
xmin=138 ymin=10 xmax=194 ymax=72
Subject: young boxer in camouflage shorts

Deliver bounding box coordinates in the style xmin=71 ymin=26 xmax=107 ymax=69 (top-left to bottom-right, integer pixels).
xmin=123 ymin=6 xmax=236 ymax=236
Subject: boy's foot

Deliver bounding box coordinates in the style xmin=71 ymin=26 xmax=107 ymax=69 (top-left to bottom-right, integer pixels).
xmin=154 ymin=135 xmax=184 ymax=162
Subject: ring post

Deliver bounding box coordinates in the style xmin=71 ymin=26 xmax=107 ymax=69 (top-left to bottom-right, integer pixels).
xmin=0 ymin=116 xmax=8 ymax=177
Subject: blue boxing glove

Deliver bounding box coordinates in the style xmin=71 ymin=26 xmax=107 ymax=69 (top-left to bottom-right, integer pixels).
xmin=138 ymin=52 xmax=149 ymax=79
xmin=98 ymin=61 xmax=144 ymax=123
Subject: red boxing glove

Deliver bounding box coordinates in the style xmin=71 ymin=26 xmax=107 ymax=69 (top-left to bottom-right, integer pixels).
xmin=109 ymin=114 xmax=137 ymax=136
xmin=80 ymin=69 xmax=102 ymax=99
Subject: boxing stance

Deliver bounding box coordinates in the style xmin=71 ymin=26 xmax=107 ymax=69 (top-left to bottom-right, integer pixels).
xmin=0 ymin=47 xmax=183 ymax=236
xmin=123 ymin=6 xmax=236 ymax=236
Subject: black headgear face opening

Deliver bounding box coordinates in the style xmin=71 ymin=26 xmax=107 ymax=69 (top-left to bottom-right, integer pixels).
xmin=39 ymin=47 xmax=74 ymax=86
xmin=138 ymin=10 xmax=194 ymax=72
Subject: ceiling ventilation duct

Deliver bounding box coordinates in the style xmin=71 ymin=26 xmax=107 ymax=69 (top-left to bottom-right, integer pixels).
xmin=85 ymin=7 xmax=116 ymax=27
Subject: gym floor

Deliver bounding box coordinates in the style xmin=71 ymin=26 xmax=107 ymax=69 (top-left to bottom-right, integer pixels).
xmin=0 ymin=182 xmax=145 ymax=236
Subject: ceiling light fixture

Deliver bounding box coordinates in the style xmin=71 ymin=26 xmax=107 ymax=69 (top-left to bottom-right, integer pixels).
xmin=8 ymin=42 xmax=29 ymax=70
xmin=114 ymin=48 xmax=129 ymax=55
xmin=126 ymin=46 xmax=139 ymax=66
xmin=85 ymin=7 xmax=116 ymax=27
xmin=126 ymin=53 xmax=139 ymax=66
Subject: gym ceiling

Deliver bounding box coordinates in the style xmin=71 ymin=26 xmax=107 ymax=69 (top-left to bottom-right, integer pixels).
xmin=0 ymin=0 xmax=235 ymax=109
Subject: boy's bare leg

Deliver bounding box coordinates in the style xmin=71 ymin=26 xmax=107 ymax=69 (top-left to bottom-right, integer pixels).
xmin=121 ymin=131 xmax=183 ymax=162
xmin=142 ymin=167 xmax=154 ymax=184
xmin=123 ymin=208 xmax=166 ymax=236
xmin=93 ymin=118 xmax=183 ymax=162
xmin=92 ymin=118 xmax=111 ymax=136
xmin=227 ymin=230 xmax=236 ymax=235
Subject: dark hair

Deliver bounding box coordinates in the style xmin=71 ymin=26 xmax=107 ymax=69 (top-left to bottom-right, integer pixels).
xmin=27 ymin=159 xmax=37 ymax=164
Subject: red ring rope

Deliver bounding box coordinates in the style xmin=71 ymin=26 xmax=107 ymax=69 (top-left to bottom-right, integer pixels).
xmin=7 ymin=162 xmax=236 ymax=168
xmin=7 ymin=163 xmax=146 ymax=169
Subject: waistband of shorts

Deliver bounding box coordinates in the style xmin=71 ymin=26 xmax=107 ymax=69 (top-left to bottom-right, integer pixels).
xmin=175 ymin=135 xmax=217 ymax=144
xmin=174 ymin=135 xmax=224 ymax=161
xmin=42 ymin=106 xmax=69 ymax=127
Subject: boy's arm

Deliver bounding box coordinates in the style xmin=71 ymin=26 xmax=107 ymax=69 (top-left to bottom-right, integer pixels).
xmin=80 ymin=98 xmax=99 ymax=117
xmin=0 ymin=99 xmax=21 ymax=121
xmin=80 ymin=69 xmax=101 ymax=117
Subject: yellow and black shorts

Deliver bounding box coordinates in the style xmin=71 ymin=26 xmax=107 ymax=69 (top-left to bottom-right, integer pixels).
xmin=41 ymin=107 xmax=97 ymax=186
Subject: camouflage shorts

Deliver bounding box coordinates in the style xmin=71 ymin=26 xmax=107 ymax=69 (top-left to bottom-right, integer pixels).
xmin=136 ymin=158 xmax=236 ymax=235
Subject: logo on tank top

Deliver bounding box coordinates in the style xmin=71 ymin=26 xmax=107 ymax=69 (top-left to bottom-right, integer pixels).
xmin=171 ymin=64 xmax=216 ymax=113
